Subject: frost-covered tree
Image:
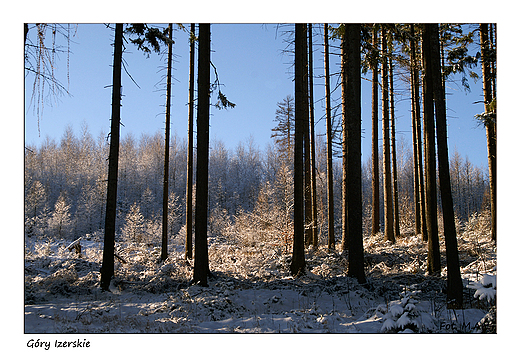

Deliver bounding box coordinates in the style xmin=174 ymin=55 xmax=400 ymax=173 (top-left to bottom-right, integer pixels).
xmin=48 ymin=192 xmax=72 ymax=240
xmin=121 ymin=202 xmax=145 ymax=243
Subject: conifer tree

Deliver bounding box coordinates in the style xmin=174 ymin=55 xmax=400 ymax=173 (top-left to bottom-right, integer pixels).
xmin=161 ymin=23 xmax=174 ymax=261
xmin=381 ymin=26 xmax=395 ymax=243
xmin=324 ymin=23 xmax=335 ymax=250
xmin=370 ymin=24 xmax=381 ymax=237
xmin=193 ymin=23 xmax=211 ymax=286
xmin=341 ymin=24 xmax=366 ymax=284
xmin=100 ymin=23 xmax=124 ymax=291
xmin=422 ymin=24 xmax=441 ymax=275
xmin=185 ymin=23 xmax=196 ymax=260
xmin=430 ymin=23 xmax=463 ymax=307
xmin=290 ymin=23 xmax=307 ymax=277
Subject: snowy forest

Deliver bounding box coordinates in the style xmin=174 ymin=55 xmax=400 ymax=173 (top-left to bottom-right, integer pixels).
xmin=24 ymin=22 xmax=497 ymax=337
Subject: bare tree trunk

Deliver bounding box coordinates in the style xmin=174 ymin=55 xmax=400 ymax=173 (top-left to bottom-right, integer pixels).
xmin=193 ymin=23 xmax=211 ymax=286
xmin=100 ymin=23 xmax=124 ymax=291
xmin=308 ymin=23 xmax=319 ymax=247
xmin=302 ymin=25 xmax=312 ymax=248
xmin=290 ymin=23 xmax=307 ymax=277
xmin=342 ymin=24 xmax=366 ymax=284
xmin=161 ymin=24 xmax=173 ymax=262
xmin=410 ymin=24 xmax=421 ymax=237
xmin=324 ymin=23 xmax=335 ymax=250
xmin=389 ymin=42 xmax=400 ymax=238
xmin=479 ymin=23 xmax=497 ymax=243
xmin=422 ymin=24 xmax=441 ymax=275
xmin=431 ymin=23 xmax=463 ymax=307
xmin=381 ymin=26 xmax=395 ymax=243
xmin=185 ymin=23 xmax=196 ymax=260
xmin=370 ymin=25 xmax=381 ymax=236
xmin=411 ymin=24 xmax=427 ymax=242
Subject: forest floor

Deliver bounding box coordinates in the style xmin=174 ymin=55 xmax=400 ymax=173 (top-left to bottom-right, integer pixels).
xmin=24 ymin=215 xmax=497 ymax=336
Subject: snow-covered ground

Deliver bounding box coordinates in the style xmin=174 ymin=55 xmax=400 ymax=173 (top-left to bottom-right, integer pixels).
xmin=24 ymin=220 xmax=497 ymax=334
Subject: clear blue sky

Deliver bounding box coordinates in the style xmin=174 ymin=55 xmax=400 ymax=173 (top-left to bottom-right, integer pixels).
xmin=24 ymin=23 xmax=489 ymax=168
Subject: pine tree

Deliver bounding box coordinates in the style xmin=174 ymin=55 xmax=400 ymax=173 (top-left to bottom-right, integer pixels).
xmin=185 ymin=23 xmax=196 ymax=260
xmin=430 ymin=23 xmax=463 ymax=307
xmin=161 ymin=23 xmax=174 ymax=262
xmin=193 ymin=23 xmax=211 ymax=286
xmin=370 ymin=24 xmax=381 ymax=236
xmin=341 ymin=24 xmax=366 ymax=284
xmin=422 ymin=24 xmax=441 ymax=275
xmin=478 ymin=23 xmax=496 ymax=243
xmin=290 ymin=23 xmax=307 ymax=277
xmin=271 ymin=95 xmax=295 ymax=163
xmin=381 ymin=26 xmax=395 ymax=243
xmin=100 ymin=23 xmax=124 ymax=291
xmin=324 ymin=23 xmax=335 ymax=250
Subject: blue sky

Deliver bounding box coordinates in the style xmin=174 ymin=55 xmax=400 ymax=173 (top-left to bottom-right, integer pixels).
xmin=24 ymin=23 xmax=489 ymax=168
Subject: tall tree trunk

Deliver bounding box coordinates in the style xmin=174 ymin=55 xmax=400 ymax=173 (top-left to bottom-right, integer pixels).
xmin=100 ymin=23 xmax=124 ymax=291
xmin=185 ymin=23 xmax=196 ymax=260
xmin=342 ymin=24 xmax=366 ymax=284
xmin=479 ymin=23 xmax=497 ymax=243
xmin=290 ymin=23 xmax=307 ymax=277
xmin=389 ymin=40 xmax=400 ymax=238
xmin=422 ymin=24 xmax=441 ymax=275
xmin=193 ymin=23 xmax=211 ymax=286
xmin=431 ymin=23 xmax=463 ymax=307
xmin=381 ymin=26 xmax=395 ymax=243
xmin=371 ymin=25 xmax=381 ymax=236
xmin=410 ymin=24 xmax=428 ymax=242
xmin=302 ymin=25 xmax=312 ymax=248
xmin=410 ymin=24 xmax=421 ymax=237
xmin=308 ymin=23 xmax=319 ymax=247
xmin=324 ymin=23 xmax=335 ymax=250
xmin=161 ymin=24 xmax=173 ymax=262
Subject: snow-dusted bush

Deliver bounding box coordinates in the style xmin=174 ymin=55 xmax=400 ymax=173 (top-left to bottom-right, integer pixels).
xmin=377 ymin=291 xmax=436 ymax=333
xmin=467 ymin=273 xmax=496 ymax=304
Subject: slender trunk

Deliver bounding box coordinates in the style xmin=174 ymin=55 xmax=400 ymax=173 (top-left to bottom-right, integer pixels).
xmin=161 ymin=24 xmax=173 ymax=262
xmin=431 ymin=23 xmax=463 ymax=307
xmin=324 ymin=24 xmax=335 ymax=250
xmin=410 ymin=24 xmax=421 ymax=237
xmin=422 ymin=24 xmax=441 ymax=275
xmin=302 ymin=24 xmax=312 ymax=247
xmin=479 ymin=23 xmax=497 ymax=243
xmin=412 ymin=24 xmax=427 ymax=242
xmin=185 ymin=23 xmax=196 ymax=260
xmin=193 ymin=23 xmax=211 ymax=286
xmin=371 ymin=25 xmax=380 ymax=236
xmin=381 ymin=27 xmax=395 ymax=243
xmin=100 ymin=23 xmax=124 ymax=291
xmin=342 ymin=24 xmax=366 ymax=284
xmin=290 ymin=23 xmax=306 ymax=277
xmin=308 ymin=24 xmax=319 ymax=247
xmin=389 ymin=42 xmax=400 ymax=238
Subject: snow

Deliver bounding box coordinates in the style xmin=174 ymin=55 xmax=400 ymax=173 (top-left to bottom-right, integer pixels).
xmin=23 ymin=227 xmax=498 ymax=339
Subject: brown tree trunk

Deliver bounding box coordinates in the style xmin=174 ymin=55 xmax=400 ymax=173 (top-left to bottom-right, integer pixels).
xmin=371 ymin=25 xmax=381 ymax=236
xmin=290 ymin=23 xmax=307 ymax=277
xmin=161 ymin=24 xmax=173 ymax=262
xmin=342 ymin=24 xmax=366 ymax=284
xmin=193 ymin=23 xmax=211 ymax=286
xmin=431 ymin=23 xmax=463 ymax=307
xmin=479 ymin=23 xmax=497 ymax=243
xmin=324 ymin=23 xmax=335 ymax=250
xmin=422 ymin=24 xmax=441 ymax=275
xmin=100 ymin=23 xmax=124 ymax=291
xmin=308 ymin=24 xmax=319 ymax=247
xmin=381 ymin=26 xmax=395 ymax=243
xmin=389 ymin=40 xmax=400 ymax=238
xmin=185 ymin=23 xmax=196 ymax=260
